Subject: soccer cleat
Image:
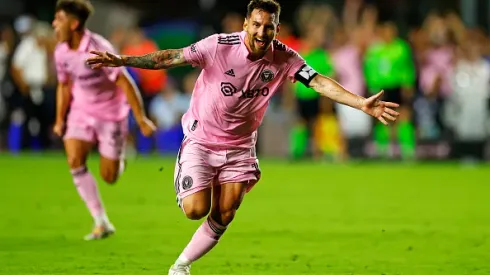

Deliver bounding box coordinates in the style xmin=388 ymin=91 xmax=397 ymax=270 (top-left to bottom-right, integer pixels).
xmin=168 ymin=264 xmax=191 ymax=275
xmin=83 ymin=223 xmax=115 ymax=241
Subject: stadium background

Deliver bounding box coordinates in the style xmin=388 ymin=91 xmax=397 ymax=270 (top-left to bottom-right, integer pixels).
xmin=1 ymin=0 xmax=489 ymax=275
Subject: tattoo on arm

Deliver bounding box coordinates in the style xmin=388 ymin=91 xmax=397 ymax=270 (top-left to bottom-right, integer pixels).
xmin=122 ymin=49 xmax=186 ymax=70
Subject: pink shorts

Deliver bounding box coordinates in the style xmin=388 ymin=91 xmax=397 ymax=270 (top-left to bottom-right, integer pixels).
xmin=174 ymin=137 xmax=261 ymax=207
xmin=64 ymin=111 xmax=128 ymax=160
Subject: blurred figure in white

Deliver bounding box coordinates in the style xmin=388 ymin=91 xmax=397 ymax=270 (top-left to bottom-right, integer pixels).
xmin=10 ymin=15 xmax=52 ymax=148
xmin=149 ymin=77 xmax=190 ymax=131
xmin=11 ymin=15 xmax=48 ymax=99
xmin=445 ymin=32 xmax=490 ymax=162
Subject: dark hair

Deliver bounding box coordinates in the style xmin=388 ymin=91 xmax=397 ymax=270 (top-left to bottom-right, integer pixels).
xmin=246 ymin=0 xmax=281 ymax=22
xmin=55 ymin=0 xmax=94 ymax=30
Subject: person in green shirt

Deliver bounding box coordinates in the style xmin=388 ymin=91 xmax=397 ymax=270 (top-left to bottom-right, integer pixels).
xmin=289 ymin=23 xmax=335 ymax=159
xmin=363 ymin=22 xmax=416 ymax=159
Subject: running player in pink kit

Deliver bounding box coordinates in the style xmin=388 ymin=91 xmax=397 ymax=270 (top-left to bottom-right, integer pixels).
xmin=87 ymin=0 xmax=399 ymax=272
xmin=52 ymin=0 xmax=155 ymax=241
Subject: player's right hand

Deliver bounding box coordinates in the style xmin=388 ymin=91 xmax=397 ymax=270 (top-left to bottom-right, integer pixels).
xmin=86 ymin=51 xmax=123 ymax=69
xmin=53 ymin=121 xmax=65 ymax=137
xmin=137 ymin=117 xmax=156 ymax=137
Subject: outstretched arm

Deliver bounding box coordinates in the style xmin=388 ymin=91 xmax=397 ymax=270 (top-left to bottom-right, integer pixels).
xmin=86 ymin=48 xmax=188 ymax=70
xmin=88 ymin=34 xmax=219 ymax=70
xmin=309 ymin=74 xmax=399 ymax=125
xmin=121 ymin=49 xmax=186 ymax=70
xmin=293 ymin=63 xmax=400 ymax=125
xmin=309 ymin=74 xmax=365 ymax=110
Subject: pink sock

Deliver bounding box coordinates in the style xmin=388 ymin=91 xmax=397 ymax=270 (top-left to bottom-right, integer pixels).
xmin=179 ymin=216 xmax=227 ymax=264
xmin=71 ymin=166 xmax=106 ymax=224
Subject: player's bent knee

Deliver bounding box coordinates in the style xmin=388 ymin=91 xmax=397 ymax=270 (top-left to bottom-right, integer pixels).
xmin=67 ymin=156 xmax=85 ymax=169
xmin=183 ymin=203 xmax=210 ymax=220
xmin=100 ymin=169 xmax=118 ymax=184
xmin=213 ymin=209 xmax=236 ymax=226
xmin=181 ymin=188 xmax=212 ymax=220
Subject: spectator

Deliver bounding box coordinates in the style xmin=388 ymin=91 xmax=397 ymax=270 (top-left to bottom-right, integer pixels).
xmin=276 ymin=22 xmax=300 ymax=51
xmin=416 ymin=14 xmax=454 ymax=141
xmin=363 ymin=21 xmax=416 ymax=159
xmin=0 ymin=24 xmax=15 ymax=149
xmin=289 ymin=21 xmax=335 ymax=159
xmin=120 ymin=27 xmax=167 ymax=112
xmin=332 ymin=25 xmax=371 ymax=158
xmin=149 ymin=77 xmax=189 ymax=131
xmin=444 ymin=34 xmax=490 ymax=162
xmin=221 ymin=12 xmax=243 ymax=33
xmin=10 ymin=15 xmax=51 ymax=149
xmin=314 ymin=98 xmax=347 ymax=162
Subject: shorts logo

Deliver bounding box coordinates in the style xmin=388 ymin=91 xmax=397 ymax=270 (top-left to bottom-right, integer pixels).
xmin=220 ymin=82 xmax=238 ymax=96
xmin=182 ymin=176 xmax=193 ymax=190
xmin=260 ymin=69 xmax=274 ymax=82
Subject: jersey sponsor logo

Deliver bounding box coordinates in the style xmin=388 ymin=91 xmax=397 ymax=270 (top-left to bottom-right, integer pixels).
xmin=220 ymin=82 xmax=269 ymax=99
xmin=218 ymin=35 xmax=241 ymax=45
xmin=220 ymin=82 xmax=238 ymax=96
xmin=239 ymin=87 xmax=269 ymax=99
xmin=260 ymin=69 xmax=274 ymax=82
xmin=224 ymin=69 xmax=235 ymax=77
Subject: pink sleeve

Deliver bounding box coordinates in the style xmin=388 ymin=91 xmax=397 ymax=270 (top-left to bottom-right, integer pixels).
xmin=286 ymin=50 xmax=307 ymax=83
xmin=54 ymin=46 xmax=69 ymax=84
xmin=183 ymin=34 xmax=218 ymax=68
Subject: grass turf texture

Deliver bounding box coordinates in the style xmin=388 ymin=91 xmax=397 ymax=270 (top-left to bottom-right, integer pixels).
xmin=0 ymin=154 xmax=489 ymax=274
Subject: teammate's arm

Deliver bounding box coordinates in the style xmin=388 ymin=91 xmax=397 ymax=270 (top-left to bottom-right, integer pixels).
xmin=293 ymin=64 xmax=400 ymax=125
xmin=115 ymin=70 xmax=156 ymax=136
xmin=86 ymin=49 xmax=187 ymax=70
xmin=53 ymin=81 xmax=71 ymax=136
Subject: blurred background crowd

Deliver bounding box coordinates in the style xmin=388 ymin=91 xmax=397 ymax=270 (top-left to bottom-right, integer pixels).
xmin=0 ymin=0 xmax=490 ymax=162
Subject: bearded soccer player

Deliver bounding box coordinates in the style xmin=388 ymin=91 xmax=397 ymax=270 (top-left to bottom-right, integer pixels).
xmin=52 ymin=0 xmax=155 ymax=241
xmin=87 ymin=0 xmax=399 ymax=272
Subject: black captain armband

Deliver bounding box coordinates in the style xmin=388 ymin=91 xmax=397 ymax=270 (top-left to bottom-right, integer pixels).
xmin=294 ymin=64 xmax=318 ymax=87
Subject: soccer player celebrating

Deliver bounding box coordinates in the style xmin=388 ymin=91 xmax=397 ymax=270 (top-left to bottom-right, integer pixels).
xmin=87 ymin=0 xmax=399 ymax=272
xmin=52 ymin=0 xmax=155 ymax=241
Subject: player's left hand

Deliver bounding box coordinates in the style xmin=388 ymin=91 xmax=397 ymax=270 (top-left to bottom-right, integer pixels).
xmin=361 ymin=90 xmax=400 ymax=125
xmin=137 ymin=117 xmax=156 ymax=137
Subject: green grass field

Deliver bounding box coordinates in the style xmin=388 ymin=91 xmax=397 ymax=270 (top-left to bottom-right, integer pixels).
xmin=0 ymin=154 xmax=489 ymax=275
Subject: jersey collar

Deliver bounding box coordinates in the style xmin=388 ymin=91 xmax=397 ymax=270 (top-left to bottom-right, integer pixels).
xmin=77 ymin=29 xmax=91 ymax=52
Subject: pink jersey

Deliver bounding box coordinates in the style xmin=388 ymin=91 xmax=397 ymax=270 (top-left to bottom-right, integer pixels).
xmin=182 ymin=31 xmax=307 ymax=149
xmin=54 ymin=29 xmax=128 ymax=121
